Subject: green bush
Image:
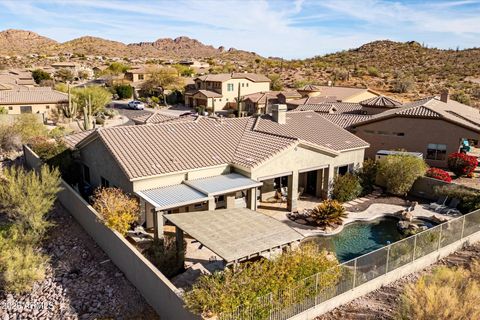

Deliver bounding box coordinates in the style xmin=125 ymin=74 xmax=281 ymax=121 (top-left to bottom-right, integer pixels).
xmin=367 ymin=66 xmax=380 ymax=77
xmin=309 ymin=200 xmax=347 ymax=227
xmin=331 ymin=173 xmax=362 ymax=202
xmin=377 ymin=154 xmax=427 ymax=196
xmin=29 ymin=136 xmax=68 ymax=161
xmin=356 ymin=159 xmax=379 ymax=195
xmin=0 ymin=106 xmax=7 ymax=114
xmin=184 ymin=243 xmax=339 ymax=318
xmin=434 ymin=184 xmax=480 ymax=213
xmin=114 ymin=85 xmax=133 ymax=99
xmin=31 ymin=69 xmax=51 ymax=84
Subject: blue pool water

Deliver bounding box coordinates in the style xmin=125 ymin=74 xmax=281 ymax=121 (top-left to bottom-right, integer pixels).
xmin=304 ymin=217 xmax=431 ymax=262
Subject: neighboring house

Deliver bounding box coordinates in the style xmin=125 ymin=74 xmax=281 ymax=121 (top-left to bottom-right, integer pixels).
xmin=349 ymin=92 xmax=480 ymax=167
xmin=51 ymin=62 xmax=94 ymax=80
xmin=70 ymin=105 xmax=368 ymax=238
xmin=243 ymin=91 xmax=280 ymax=115
xmin=0 ymin=87 xmax=68 ymax=119
xmin=0 ymin=69 xmax=35 ymax=89
xmin=184 ymin=73 xmax=270 ymax=112
xmin=286 ymin=85 xmax=380 ymax=109
xmin=124 ymin=66 xmax=152 ymax=83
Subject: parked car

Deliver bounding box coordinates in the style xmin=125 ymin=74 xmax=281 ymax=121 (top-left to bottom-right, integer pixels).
xmin=127 ymin=100 xmax=145 ymax=110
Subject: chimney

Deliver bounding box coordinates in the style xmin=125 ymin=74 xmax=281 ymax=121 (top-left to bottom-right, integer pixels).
xmin=272 ymin=104 xmax=287 ymax=124
xmin=440 ymin=89 xmax=449 ymax=103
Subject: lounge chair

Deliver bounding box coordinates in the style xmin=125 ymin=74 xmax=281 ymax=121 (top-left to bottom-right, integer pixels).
xmin=445 ymin=198 xmax=461 ymax=215
xmin=429 ymin=196 xmax=448 ymax=211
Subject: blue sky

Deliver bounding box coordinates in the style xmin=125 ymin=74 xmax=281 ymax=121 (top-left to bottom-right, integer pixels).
xmin=0 ymin=0 xmax=479 ymax=59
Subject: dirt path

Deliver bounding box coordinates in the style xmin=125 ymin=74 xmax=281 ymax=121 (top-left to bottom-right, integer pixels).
xmin=317 ymin=243 xmax=480 ymax=320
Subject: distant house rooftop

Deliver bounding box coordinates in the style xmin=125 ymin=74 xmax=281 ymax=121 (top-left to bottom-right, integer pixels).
xmin=0 ymin=88 xmax=68 ymax=104
xmin=194 ymin=72 xmax=271 ymax=83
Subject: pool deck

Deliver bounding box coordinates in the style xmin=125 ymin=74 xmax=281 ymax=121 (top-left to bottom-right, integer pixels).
xmin=259 ymin=201 xmax=453 ymax=238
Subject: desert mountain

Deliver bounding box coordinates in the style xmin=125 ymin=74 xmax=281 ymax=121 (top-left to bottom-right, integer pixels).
xmin=0 ymin=29 xmax=255 ymax=59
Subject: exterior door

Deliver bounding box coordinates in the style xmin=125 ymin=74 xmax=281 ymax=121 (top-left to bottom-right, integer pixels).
xmin=306 ymin=171 xmax=317 ymax=195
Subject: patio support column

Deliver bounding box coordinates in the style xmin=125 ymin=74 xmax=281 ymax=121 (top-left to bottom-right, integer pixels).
xmin=153 ymin=210 xmax=164 ymax=240
xmin=175 ymin=227 xmax=185 ymax=270
xmin=247 ymin=187 xmax=257 ymax=210
xmin=208 ymin=197 xmax=216 ymax=211
xmin=226 ymin=193 xmax=236 ymax=209
xmin=287 ymin=171 xmax=299 ymax=212
xmin=325 ymin=166 xmax=335 ymax=199
xmin=316 ymin=169 xmax=324 ymax=198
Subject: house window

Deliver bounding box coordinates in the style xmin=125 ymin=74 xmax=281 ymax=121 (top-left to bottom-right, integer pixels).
xmin=227 ymin=83 xmax=234 ymax=91
xmin=83 ymin=165 xmax=90 ymax=184
xmin=138 ymin=74 xmax=144 ymax=80
xmin=20 ymin=106 xmax=32 ymax=113
xmin=242 ymin=83 xmax=245 ymax=87
xmin=45 ymin=105 xmax=50 ymax=109
xmin=8 ymin=106 xmax=12 ymax=110
xmin=394 ymin=132 xmax=405 ymax=136
xmin=426 ymin=143 xmax=447 ymax=160
xmin=101 ymin=176 xmax=110 ymax=188
xmin=246 ymin=83 xmax=249 ymax=87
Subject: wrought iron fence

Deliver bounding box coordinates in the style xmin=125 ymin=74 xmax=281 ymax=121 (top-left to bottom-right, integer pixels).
xmin=218 ymin=209 xmax=480 ymax=320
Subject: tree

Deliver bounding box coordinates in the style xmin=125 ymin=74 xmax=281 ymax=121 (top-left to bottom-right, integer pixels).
xmin=54 ymin=68 xmax=74 ymax=82
xmin=377 ymin=154 xmax=427 ymax=196
xmin=106 ymin=62 xmax=129 ymax=75
xmin=173 ymin=64 xmax=195 ymax=77
xmin=331 ymin=173 xmax=362 ymax=202
xmin=73 ymin=86 xmax=112 ymax=115
xmin=0 ymin=106 xmax=7 ymax=114
xmin=31 ymin=69 xmax=51 ymax=84
xmin=356 ymin=159 xmax=379 ymax=195
xmin=92 ymin=188 xmax=139 ymax=236
xmin=11 ymin=114 xmax=47 ymax=143
xmin=114 ymin=84 xmax=133 ymax=99
xmin=77 ymin=70 xmax=90 ymax=80
xmin=140 ymin=67 xmax=184 ymax=103
xmin=309 ymin=200 xmax=347 ymax=228
xmin=268 ymin=73 xmax=283 ymax=91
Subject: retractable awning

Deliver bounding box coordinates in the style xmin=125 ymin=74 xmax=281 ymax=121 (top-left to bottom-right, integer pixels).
xmin=184 ymin=173 xmax=262 ymax=196
xmin=137 ymin=184 xmax=210 ymax=211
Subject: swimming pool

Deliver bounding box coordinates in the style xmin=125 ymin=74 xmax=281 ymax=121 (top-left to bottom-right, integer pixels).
xmin=303 ymin=217 xmax=435 ymax=262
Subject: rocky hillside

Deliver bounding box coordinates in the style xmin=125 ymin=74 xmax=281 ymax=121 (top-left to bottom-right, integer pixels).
xmin=0 ymin=29 xmax=57 ymax=55
xmin=0 ymin=29 xmax=256 ymax=59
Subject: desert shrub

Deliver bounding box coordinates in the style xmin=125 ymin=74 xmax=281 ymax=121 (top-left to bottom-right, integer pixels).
xmin=0 ymin=240 xmax=47 ymax=293
xmin=451 ymin=90 xmax=471 ymax=105
xmin=447 ymin=152 xmax=478 ymax=177
xmin=114 ymin=85 xmax=133 ymax=99
xmin=331 ymin=173 xmax=362 ymax=202
xmin=356 ymin=159 xmax=379 ymax=195
xmin=144 ymin=236 xmax=185 ymax=278
xmin=48 ymin=126 xmax=73 ymax=139
xmin=103 ymin=108 xmax=118 ymax=119
xmin=392 ymin=73 xmax=415 ymax=93
xmin=0 ymin=106 xmax=7 ymax=114
xmin=367 ymin=66 xmax=380 ymax=77
xmin=435 ymin=184 xmax=480 ymax=213
xmin=29 ymin=136 xmax=68 ymax=161
xmin=426 ymin=167 xmax=452 ymax=182
xmin=397 ymin=261 xmax=480 ymax=320
xmin=184 ymin=243 xmax=339 ymax=318
xmin=333 ymin=68 xmax=349 ymax=81
xmin=92 ymin=188 xmax=139 ymax=236
xmin=11 ymin=114 xmax=47 ymax=143
xmin=95 ymin=116 xmax=105 ymax=125
xmin=31 ymin=69 xmax=51 ymax=84
xmin=0 ymin=125 xmax=22 ymax=152
xmin=309 ymin=200 xmax=347 ymax=227
xmin=377 ymin=154 xmax=427 ymax=196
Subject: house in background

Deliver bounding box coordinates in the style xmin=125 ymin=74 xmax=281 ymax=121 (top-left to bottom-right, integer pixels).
xmin=0 ymin=69 xmax=35 ymax=89
xmin=243 ymin=91 xmax=280 ymax=115
xmin=0 ymin=87 xmax=68 ymax=119
xmin=124 ymin=66 xmax=152 ymax=83
xmin=70 ymin=104 xmax=368 ymax=238
xmin=184 ymin=73 xmax=270 ymax=112
xmin=349 ymin=92 xmax=480 ymax=167
xmin=51 ymin=62 xmax=94 ymax=80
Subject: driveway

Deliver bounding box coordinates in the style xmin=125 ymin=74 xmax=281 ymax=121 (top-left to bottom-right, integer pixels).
xmin=108 ymin=101 xmax=153 ymax=125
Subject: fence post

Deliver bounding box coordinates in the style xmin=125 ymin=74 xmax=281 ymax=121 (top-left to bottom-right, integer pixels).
xmin=412 ymin=234 xmax=417 ymax=262
xmin=461 ymin=215 xmax=466 ymax=239
xmin=438 ymin=224 xmax=443 ymax=250
xmin=352 ymin=258 xmax=357 ymax=289
xmin=385 ymin=245 xmax=391 ymax=274
xmin=314 ymin=273 xmax=319 ymax=305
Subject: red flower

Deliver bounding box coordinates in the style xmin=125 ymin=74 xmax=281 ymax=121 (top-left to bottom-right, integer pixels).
xmin=447 ymin=153 xmax=478 ymax=177
xmin=426 ymin=167 xmax=452 ymax=183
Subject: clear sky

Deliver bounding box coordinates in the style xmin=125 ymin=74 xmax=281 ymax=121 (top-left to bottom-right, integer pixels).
xmin=0 ymin=0 xmax=479 ymax=59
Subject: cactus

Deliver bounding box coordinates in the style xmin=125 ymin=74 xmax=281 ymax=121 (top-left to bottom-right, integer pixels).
xmin=62 ymin=85 xmax=77 ymax=121
xmin=76 ymin=95 xmax=95 ymax=131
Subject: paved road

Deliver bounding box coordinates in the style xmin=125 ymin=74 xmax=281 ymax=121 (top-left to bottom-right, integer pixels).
xmin=108 ymin=101 xmax=153 ymax=123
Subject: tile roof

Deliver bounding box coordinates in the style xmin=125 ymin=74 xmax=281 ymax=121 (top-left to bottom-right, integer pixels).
xmin=195 ymin=73 xmax=270 ymax=83
xmin=298 ymin=84 xmax=322 ymax=92
xmin=353 ymin=96 xmax=480 ymax=132
xmin=320 ymin=114 xmax=373 ymax=128
xmin=132 ymin=111 xmax=196 ymax=125
xmin=0 ymin=88 xmax=68 ymax=104
xmin=243 ymin=91 xmax=280 ymax=104
xmin=360 ymin=96 xmax=403 ymax=108
xmin=77 ymin=111 xmax=368 ymax=180
xmin=63 ymin=130 xmax=95 ymax=149
xmin=287 ymin=96 xmax=339 ymax=106
xmin=254 ymin=111 xmax=369 ymax=152
xmin=296 ymin=102 xmax=364 ymax=114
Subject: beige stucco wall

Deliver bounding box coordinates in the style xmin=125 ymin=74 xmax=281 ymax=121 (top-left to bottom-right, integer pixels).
xmin=343 ymin=91 xmax=378 ymax=103
xmin=79 ymin=139 xmax=133 ymax=192
xmin=1 ymin=102 xmax=65 ymax=119
xmin=353 ymin=117 xmax=479 ymax=167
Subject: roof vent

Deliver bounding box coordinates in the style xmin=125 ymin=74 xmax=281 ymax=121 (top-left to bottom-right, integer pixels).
xmin=440 ymin=89 xmax=449 ymax=103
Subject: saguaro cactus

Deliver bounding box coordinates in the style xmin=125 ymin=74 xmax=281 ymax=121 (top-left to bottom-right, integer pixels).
xmin=76 ymin=95 xmax=94 ymax=131
xmin=63 ymin=85 xmax=77 ymax=121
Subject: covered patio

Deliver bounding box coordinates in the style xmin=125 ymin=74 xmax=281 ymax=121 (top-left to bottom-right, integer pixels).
xmin=136 ymin=173 xmax=263 ymax=239
xmin=164 ymin=208 xmax=304 ymax=267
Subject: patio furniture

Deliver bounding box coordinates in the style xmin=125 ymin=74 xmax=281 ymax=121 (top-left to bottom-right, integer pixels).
xmin=429 ymin=196 xmax=448 ymax=211
xmin=298 ymin=187 xmax=304 ymax=200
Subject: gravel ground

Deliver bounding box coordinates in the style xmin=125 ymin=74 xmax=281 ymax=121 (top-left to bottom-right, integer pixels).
xmin=317 ymin=242 xmax=480 ymax=320
xmin=0 ymin=202 xmax=159 ymax=320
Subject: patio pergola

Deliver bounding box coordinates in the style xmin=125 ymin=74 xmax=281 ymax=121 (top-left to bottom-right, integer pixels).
xmin=164 ymin=208 xmax=304 ymax=266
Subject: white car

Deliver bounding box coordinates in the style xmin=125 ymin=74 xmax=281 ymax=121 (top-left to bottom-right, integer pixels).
xmin=127 ymin=100 xmax=145 ymax=110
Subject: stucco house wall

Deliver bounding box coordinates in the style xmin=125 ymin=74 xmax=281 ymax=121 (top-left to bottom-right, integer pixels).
xmin=352 ymin=117 xmax=479 ymax=167
xmin=1 ymin=102 xmax=66 ymax=119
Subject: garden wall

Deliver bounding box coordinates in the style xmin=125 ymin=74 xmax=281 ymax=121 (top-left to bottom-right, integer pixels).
xmin=23 ymin=145 xmax=199 ymax=320
xmin=409 ymin=176 xmax=449 ymax=200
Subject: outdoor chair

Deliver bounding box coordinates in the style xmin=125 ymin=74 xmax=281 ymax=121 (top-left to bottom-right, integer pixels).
xmin=429 ymin=196 xmax=448 ymax=211
xmin=298 ymin=187 xmax=304 ymax=200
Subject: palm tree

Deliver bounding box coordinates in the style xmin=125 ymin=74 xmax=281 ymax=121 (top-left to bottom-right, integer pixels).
xmin=310 ymin=200 xmax=347 ymax=228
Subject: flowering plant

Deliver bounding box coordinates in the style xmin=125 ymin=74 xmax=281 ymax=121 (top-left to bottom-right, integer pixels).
xmin=447 ymin=153 xmax=478 ymax=177
xmin=426 ymin=167 xmax=452 ymax=182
